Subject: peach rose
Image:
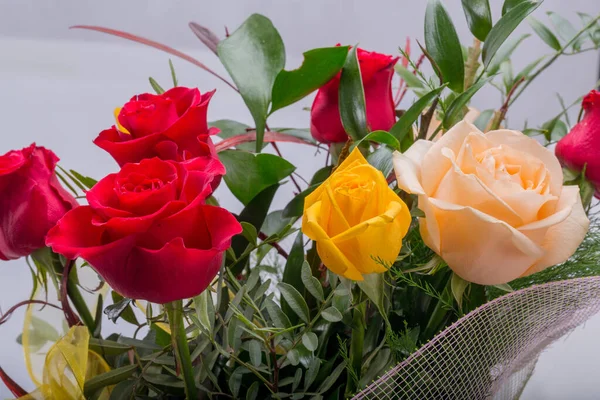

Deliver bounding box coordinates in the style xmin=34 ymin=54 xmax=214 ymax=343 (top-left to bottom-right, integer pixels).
xmin=394 ymin=120 xmax=589 ymax=285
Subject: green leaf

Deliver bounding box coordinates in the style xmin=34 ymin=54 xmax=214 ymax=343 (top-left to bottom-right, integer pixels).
xmin=514 ymin=55 xmax=546 ymax=82
xmin=304 ymin=358 xmax=321 ymax=391
xmin=529 ymin=16 xmax=562 ymax=50
xmin=288 ymin=349 xmax=300 ymax=366
xmin=168 ymin=59 xmax=178 ymax=87
xmin=487 ymin=33 xmax=530 ymax=76
xmin=282 ymin=184 xmax=318 ymax=218
xmin=148 ymin=77 xmax=165 ymax=94
xmin=69 ymin=169 xmax=97 ymax=189
xmin=425 ymin=0 xmax=465 ymax=92
xmin=502 ymin=0 xmax=528 ymax=15
xmin=228 ymin=366 xmax=249 ymax=397
xmin=271 ymin=46 xmax=349 ymax=113
xmin=106 ymin=293 xmax=138 ymax=325
xmin=302 ymin=332 xmax=319 ymax=352
xmin=321 ymin=307 xmax=343 ymax=323
xmin=367 ymin=145 xmax=394 ymax=177
xmin=301 ymin=261 xmax=324 ymax=302
xmin=264 ymin=297 xmax=292 ymax=330
xmin=493 ymin=283 xmax=514 ymax=293
xmin=293 ymin=368 xmax=303 ymax=392
xmin=107 ymin=380 xmax=135 ymax=400
xmin=231 ymin=184 xmax=279 ymax=274
xmin=217 ymin=14 xmax=285 ymax=152
xmin=247 ymin=382 xmax=260 ymax=400
xmin=483 ymin=1 xmax=541 ymax=69
xmin=461 ymin=0 xmax=493 ymax=41
xmin=248 ymin=340 xmax=262 ymax=367
xmin=548 ymin=12 xmax=579 ymax=44
xmin=389 ymin=85 xmax=446 ymax=142
xmin=352 ymin=130 xmax=400 ymax=151
xmin=240 ymin=221 xmax=258 ymax=245
xmin=83 ymin=365 xmax=138 ymax=397
xmin=282 ymin=232 xmax=306 ymax=321
xmin=277 ymin=282 xmax=310 ymax=323
xmin=317 ymin=360 xmax=347 ymax=393
xmin=88 ymin=338 xmax=131 ymax=356
xmin=357 ymin=273 xmax=386 ymax=317
xmin=193 ymin=290 xmax=214 ymax=334
xmin=210 ymin=119 xmax=262 ymax=152
xmin=394 ymin=64 xmax=425 ymax=88
xmin=443 ymin=77 xmax=492 ymax=129
xmin=261 ymin=210 xmax=294 ymax=237
xmin=473 ymin=109 xmax=494 ymax=131
xmin=219 ymin=150 xmax=295 ymax=205
xmin=450 ymin=272 xmax=469 ymax=310
xmin=339 ymin=46 xmax=368 ymax=141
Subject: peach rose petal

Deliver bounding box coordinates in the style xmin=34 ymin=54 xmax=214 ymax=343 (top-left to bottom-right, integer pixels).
xmin=393 ymin=140 xmax=433 ymax=195
xmin=428 ymin=197 xmax=545 ymax=285
xmin=421 ymin=121 xmax=483 ymax=194
xmin=521 ymin=186 xmax=590 ymax=276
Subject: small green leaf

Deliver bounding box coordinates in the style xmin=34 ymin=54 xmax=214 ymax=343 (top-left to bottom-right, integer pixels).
xmin=394 ymin=64 xmax=425 ymax=88
xmin=264 ymin=297 xmax=292 ymax=330
xmin=461 ymin=0 xmax=493 ymax=41
xmin=261 ymin=210 xmax=294 ymax=237
xmin=339 ymin=46 xmax=368 ymax=141
xmin=83 ymin=365 xmax=138 ymax=397
xmin=249 ymin=340 xmax=262 ymax=367
xmin=514 ymin=55 xmax=546 ymax=82
xmin=425 ymin=0 xmax=465 ymax=92
xmin=301 ymin=261 xmax=324 ymax=302
xmin=277 ymin=282 xmax=311 ymax=323
xmin=443 ymin=77 xmax=492 ymax=129
xmin=217 ymin=14 xmax=286 ymax=152
xmin=228 ymin=366 xmax=249 ymax=397
xmin=352 ymin=130 xmax=400 ymax=151
xmin=168 ymin=59 xmax=178 ymax=87
xmin=293 ymin=368 xmax=303 ymax=392
xmin=547 ymin=12 xmax=579 ymax=43
xmin=288 ymin=349 xmax=300 ymax=366
xmin=69 ymin=169 xmax=97 ymax=189
xmin=304 ymin=358 xmax=321 ymax=391
xmin=502 ymin=0 xmax=528 ymax=15
xmin=357 ymin=273 xmax=386 ymax=317
xmin=271 ymin=46 xmax=349 ymax=113
xmin=487 ymin=34 xmax=530 ymax=76
xmin=483 ymin=1 xmax=541 ymax=69
xmin=247 ymin=382 xmax=260 ymax=400
xmin=493 ymin=283 xmax=514 ymax=293
xmin=450 ymin=272 xmax=469 ymax=310
xmin=193 ymin=290 xmax=214 ymax=334
xmin=240 ymin=221 xmax=258 ymax=245
xmin=88 ymin=338 xmax=131 ymax=356
xmin=302 ymin=332 xmax=319 ymax=352
xmin=148 ymin=77 xmax=165 ymax=94
xmin=367 ymin=145 xmax=394 ymax=176
xmin=389 ymin=85 xmax=446 ymax=142
xmin=317 ymin=360 xmax=347 ymax=393
xmin=321 ymin=307 xmax=343 ymax=323
xmin=219 ymin=150 xmax=295 ymax=205
xmin=473 ymin=109 xmax=495 ymax=131
xmin=529 ymin=17 xmax=562 ymax=50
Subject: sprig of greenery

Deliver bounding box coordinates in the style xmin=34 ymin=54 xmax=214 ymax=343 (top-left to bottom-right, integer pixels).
xmin=337 ymin=336 xmax=359 ymax=388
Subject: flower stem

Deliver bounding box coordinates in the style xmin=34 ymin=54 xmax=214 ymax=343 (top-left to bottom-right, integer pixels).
xmin=66 ymin=272 xmax=96 ymax=333
xmin=165 ymin=300 xmax=198 ymax=400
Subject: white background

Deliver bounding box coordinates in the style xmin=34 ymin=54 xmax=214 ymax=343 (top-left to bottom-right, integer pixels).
xmin=0 ymin=0 xmax=599 ymax=398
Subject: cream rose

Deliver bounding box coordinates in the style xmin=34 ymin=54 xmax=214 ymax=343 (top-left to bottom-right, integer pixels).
xmin=394 ymin=120 xmax=589 ymax=285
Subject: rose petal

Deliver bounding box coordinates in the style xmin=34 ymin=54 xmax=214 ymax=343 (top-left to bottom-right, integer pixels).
xmin=393 ymin=140 xmax=433 ymax=195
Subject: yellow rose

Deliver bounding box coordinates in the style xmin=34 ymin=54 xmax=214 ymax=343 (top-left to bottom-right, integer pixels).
xmin=302 ymin=148 xmax=411 ymax=280
xmin=394 ymin=120 xmax=589 ymax=285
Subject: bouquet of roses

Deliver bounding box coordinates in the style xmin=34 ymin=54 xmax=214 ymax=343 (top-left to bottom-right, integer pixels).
xmin=2 ymin=0 xmax=600 ymax=399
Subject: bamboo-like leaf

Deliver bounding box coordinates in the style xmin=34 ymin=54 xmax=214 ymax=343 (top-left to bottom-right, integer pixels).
xmin=339 ymin=46 xmax=368 ymax=141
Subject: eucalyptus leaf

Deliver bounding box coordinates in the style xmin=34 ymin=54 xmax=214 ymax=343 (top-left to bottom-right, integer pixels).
xmin=288 ymin=349 xmax=300 ymax=366
xmin=278 ymin=282 xmax=311 ymax=323
xmin=249 ymin=340 xmax=263 ymax=367
xmin=483 ymin=1 xmax=541 ymax=69
xmin=301 ymin=261 xmax=325 ymax=301
xmin=425 ymin=0 xmax=465 ymax=92
xmin=461 ymin=0 xmax=492 ymax=41
xmin=339 ymin=46 xmax=368 ymax=141
xmin=271 ymin=46 xmax=349 ymax=113
xmin=321 ymin=307 xmax=343 ymax=323
xmin=317 ymin=361 xmax=347 ymax=393
xmin=302 ymin=332 xmax=319 ymax=352
xmin=247 ymin=382 xmax=260 ymax=400
xmin=304 ymin=358 xmax=321 ymax=391
xmin=217 ymin=14 xmax=285 ymax=151
xmin=293 ymin=368 xmax=303 ymax=392
xmin=264 ymin=297 xmax=293 ymax=330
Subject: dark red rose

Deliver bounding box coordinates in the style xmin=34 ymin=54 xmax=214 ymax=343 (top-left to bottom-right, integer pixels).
xmin=46 ymin=157 xmax=240 ymax=303
xmin=0 ymin=144 xmax=78 ymax=260
xmin=95 ymin=87 xmax=220 ymax=166
xmin=556 ymin=90 xmax=600 ymax=198
xmin=310 ymin=47 xmax=399 ymax=143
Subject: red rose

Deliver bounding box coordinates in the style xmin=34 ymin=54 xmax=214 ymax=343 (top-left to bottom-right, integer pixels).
xmin=46 ymin=157 xmax=240 ymax=303
xmin=310 ymin=47 xmax=398 ymax=143
xmin=556 ymin=90 xmax=600 ymax=197
xmin=95 ymin=87 xmax=220 ymax=166
xmin=0 ymin=144 xmax=78 ymax=260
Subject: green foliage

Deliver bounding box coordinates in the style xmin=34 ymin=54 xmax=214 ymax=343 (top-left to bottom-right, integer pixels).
xmin=339 ymin=46 xmax=368 ymax=141
xmin=425 ymin=0 xmax=465 ymax=92
xmin=461 ymin=0 xmax=493 ymax=41
xmin=217 ymin=14 xmax=286 ymax=152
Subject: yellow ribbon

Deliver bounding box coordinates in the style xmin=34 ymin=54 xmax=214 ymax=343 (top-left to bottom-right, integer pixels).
xmin=114 ymin=107 xmax=130 ymax=134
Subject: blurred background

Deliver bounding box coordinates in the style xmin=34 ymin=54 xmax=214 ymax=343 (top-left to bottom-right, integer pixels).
xmin=0 ymin=0 xmax=599 ymax=398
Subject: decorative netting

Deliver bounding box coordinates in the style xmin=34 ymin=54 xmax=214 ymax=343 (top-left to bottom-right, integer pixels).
xmin=353 ymin=276 xmax=600 ymax=400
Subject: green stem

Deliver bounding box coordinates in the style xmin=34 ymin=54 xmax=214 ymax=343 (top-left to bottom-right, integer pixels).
xmin=165 ymin=300 xmax=198 ymax=400
xmin=509 ymin=15 xmax=600 ymax=107
xmin=66 ymin=276 xmax=96 ymax=334
xmin=346 ymin=301 xmax=366 ymax=396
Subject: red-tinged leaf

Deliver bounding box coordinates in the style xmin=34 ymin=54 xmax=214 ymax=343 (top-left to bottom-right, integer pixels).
xmin=215 ymin=131 xmax=316 ymax=152
xmin=71 ymin=25 xmax=237 ymax=92
xmin=189 ymin=22 xmax=220 ymax=55
xmin=0 ymin=366 xmax=28 ymax=397
xmin=61 ymin=259 xmax=81 ymax=328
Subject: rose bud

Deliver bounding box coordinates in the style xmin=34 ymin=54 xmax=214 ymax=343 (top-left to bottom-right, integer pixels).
xmin=0 ymin=144 xmax=78 ymax=260
xmin=310 ymin=47 xmax=398 ymax=143
xmin=555 ymin=89 xmax=600 ymax=198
